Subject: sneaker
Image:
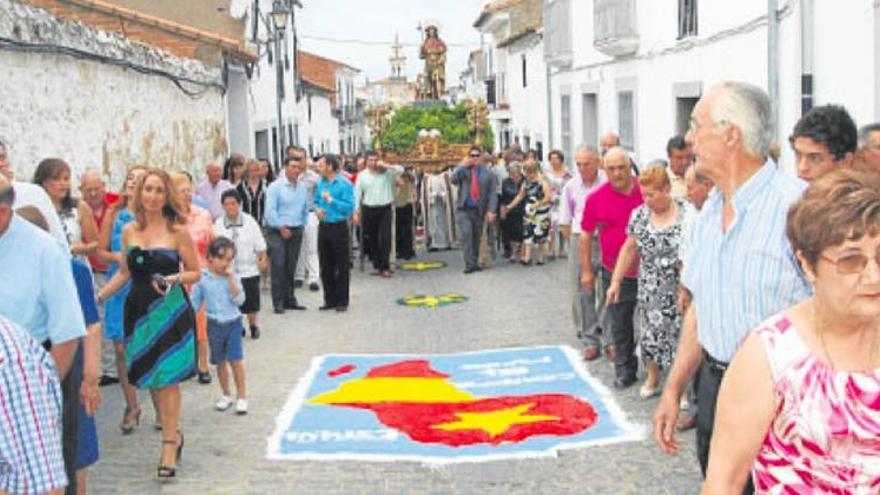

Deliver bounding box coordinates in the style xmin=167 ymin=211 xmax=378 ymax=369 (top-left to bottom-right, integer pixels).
xmin=308 ymin=282 xmax=320 ymax=292
xmin=215 ymin=396 xmax=234 ymax=411
xmin=235 ymin=399 xmax=248 ymax=415
xmin=197 ymin=370 xmax=212 ymax=384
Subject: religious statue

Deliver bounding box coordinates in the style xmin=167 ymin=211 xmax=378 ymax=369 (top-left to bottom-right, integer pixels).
xmin=419 ymin=24 xmax=447 ymax=100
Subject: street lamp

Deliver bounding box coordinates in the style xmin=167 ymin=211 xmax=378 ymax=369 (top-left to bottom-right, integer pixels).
xmin=271 ymin=0 xmax=290 ymax=166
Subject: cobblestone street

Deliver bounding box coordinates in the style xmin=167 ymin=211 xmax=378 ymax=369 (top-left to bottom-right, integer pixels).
xmin=90 ymin=249 xmax=701 ymax=494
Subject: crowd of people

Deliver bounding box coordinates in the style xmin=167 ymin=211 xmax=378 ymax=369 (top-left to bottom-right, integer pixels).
xmin=0 ymin=144 xmax=354 ymax=493
xmin=2 ymin=78 xmax=880 ymax=493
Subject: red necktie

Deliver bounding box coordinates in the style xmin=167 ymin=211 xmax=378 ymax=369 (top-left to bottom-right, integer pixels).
xmin=470 ymin=167 xmax=479 ymax=203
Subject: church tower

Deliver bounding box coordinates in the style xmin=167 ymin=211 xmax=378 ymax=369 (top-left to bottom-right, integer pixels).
xmin=389 ymin=32 xmax=407 ymax=81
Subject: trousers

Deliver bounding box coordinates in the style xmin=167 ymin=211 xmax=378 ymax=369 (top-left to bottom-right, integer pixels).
xmin=295 ymin=211 xmax=320 ymax=284
xmin=456 ymin=208 xmax=483 ymax=270
xmin=362 ymin=204 xmax=392 ymax=271
xmin=318 ymin=221 xmax=351 ymax=307
xmin=570 ymin=234 xmax=607 ymax=348
xmin=267 ymin=227 xmax=304 ymax=310
xmin=601 ymin=267 xmax=638 ymax=380
xmin=696 ymin=351 xmax=754 ymax=494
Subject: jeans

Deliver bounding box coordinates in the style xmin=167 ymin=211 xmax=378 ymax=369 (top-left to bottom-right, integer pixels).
xmin=601 ymin=267 xmax=638 ymax=380
xmin=267 ymin=227 xmax=304 ymax=309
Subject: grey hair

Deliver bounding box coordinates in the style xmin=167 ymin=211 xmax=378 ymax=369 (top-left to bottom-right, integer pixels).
xmin=646 ymin=158 xmax=668 ymax=169
xmin=507 ymin=161 xmax=523 ymax=175
xmin=710 ymin=81 xmax=773 ymax=157
xmin=604 ymin=146 xmax=632 ymax=166
xmin=574 ymin=145 xmax=599 ymax=156
xmin=858 ymin=123 xmax=880 ymax=147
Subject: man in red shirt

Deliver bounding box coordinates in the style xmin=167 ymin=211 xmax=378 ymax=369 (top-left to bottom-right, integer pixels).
xmin=79 ymin=170 xmax=119 ymax=386
xmin=579 ymin=147 xmax=644 ymax=389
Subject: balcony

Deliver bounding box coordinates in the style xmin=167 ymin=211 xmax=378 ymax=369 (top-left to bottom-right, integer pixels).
xmin=543 ymin=0 xmax=572 ymax=68
xmin=593 ymin=0 xmax=639 ymax=58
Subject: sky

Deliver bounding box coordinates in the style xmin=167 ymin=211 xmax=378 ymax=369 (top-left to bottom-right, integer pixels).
xmin=294 ymin=0 xmax=486 ymax=85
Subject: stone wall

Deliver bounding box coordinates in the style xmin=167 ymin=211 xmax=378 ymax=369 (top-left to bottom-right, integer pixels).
xmin=0 ymin=0 xmax=229 ymax=189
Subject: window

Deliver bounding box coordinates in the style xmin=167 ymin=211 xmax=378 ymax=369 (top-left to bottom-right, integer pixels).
xmin=675 ymin=97 xmax=699 ymax=136
xmin=560 ymin=94 xmax=572 ymax=163
xmin=255 ymin=130 xmax=269 ymax=160
xmin=618 ymin=91 xmax=635 ymax=151
xmin=271 ymin=127 xmax=279 ymax=168
xmin=522 ymin=55 xmax=527 ymax=88
xmin=678 ymin=0 xmax=698 ymax=39
xmin=307 ymin=94 xmax=312 ymax=123
xmin=582 ymin=93 xmax=598 ymax=148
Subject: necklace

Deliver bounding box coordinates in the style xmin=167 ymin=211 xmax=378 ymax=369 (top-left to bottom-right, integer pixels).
xmin=813 ymin=300 xmax=880 ymax=372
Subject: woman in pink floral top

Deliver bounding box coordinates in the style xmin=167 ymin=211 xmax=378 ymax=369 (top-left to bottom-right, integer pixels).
xmin=171 ymin=172 xmax=215 ymax=384
xmin=704 ymin=169 xmax=880 ymax=494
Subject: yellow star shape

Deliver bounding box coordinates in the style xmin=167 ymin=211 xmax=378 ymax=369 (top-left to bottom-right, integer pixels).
xmin=432 ymin=403 xmax=558 ymax=438
xmin=402 ymin=262 xmax=444 ymax=271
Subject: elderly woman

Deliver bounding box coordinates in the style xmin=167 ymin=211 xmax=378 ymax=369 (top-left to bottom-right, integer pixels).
xmin=507 ymin=160 xmax=552 ymax=265
xmin=170 ymin=172 xmax=214 ymax=385
xmin=214 ymin=189 xmax=267 ymax=339
xmin=33 ymin=158 xmax=99 ymax=257
xmin=499 ymin=162 xmax=525 ymax=261
xmin=236 ymin=158 xmax=267 ymax=227
xmin=608 ymin=166 xmax=693 ymax=398
xmin=704 ymin=170 xmax=880 ymax=493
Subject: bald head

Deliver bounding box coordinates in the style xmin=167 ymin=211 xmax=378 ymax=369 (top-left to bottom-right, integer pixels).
xmin=600 ymin=132 xmax=621 ymax=154
xmin=206 ymin=162 xmax=222 ymax=184
xmin=79 ymin=170 xmax=107 ymax=210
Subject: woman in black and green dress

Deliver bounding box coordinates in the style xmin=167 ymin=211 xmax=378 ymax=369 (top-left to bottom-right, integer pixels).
xmin=98 ymin=168 xmax=201 ymax=479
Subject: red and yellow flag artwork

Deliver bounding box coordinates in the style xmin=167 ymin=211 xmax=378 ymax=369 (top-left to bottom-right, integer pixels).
xmin=268 ymin=346 xmax=642 ymax=463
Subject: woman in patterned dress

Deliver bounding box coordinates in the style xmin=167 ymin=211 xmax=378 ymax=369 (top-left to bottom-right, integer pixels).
xmin=508 ymin=160 xmax=552 ymax=265
xmin=704 ymin=170 xmax=880 ymax=493
xmin=607 ymin=166 xmax=693 ymax=398
xmin=97 ymin=168 xmax=201 ymax=478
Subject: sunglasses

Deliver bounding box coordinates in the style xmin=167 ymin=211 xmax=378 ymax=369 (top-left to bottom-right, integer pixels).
xmin=469 ymin=154 xmax=480 ymax=158
xmin=820 ymin=251 xmax=880 ymax=275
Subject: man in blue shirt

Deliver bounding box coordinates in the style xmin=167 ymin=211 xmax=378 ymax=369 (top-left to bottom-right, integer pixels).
xmin=264 ymin=154 xmax=309 ymax=313
xmin=314 ymin=154 xmax=355 ymax=312
xmin=653 ymin=82 xmax=811 ymax=491
xmin=0 ymin=175 xmax=84 ymax=376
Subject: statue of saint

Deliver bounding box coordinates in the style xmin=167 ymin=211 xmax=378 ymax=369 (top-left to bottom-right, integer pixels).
xmin=419 ymin=25 xmax=447 ymax=100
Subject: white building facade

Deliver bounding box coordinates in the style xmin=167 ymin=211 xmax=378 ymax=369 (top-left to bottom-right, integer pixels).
xmin=544 ymin=0 xmax=880 ymax=169
xmin=475 ymin=0 xmax=549 ymax=155
xmin=243 ymin=0 xmax=300 ymax=166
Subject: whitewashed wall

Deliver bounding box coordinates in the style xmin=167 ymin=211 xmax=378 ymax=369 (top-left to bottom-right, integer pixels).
xmin=0 ymin=0 xmax=227 ymax=190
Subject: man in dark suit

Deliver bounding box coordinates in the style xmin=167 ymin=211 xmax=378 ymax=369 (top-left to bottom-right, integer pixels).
xmin=451 ymin=145 xmax=498 ymax=274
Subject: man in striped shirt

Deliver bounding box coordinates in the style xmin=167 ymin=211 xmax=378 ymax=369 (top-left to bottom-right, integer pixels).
xmin=652 ymin=82 xmax=812 ymax=489
xmin=0 ymin=315 xmax=67 ymax=495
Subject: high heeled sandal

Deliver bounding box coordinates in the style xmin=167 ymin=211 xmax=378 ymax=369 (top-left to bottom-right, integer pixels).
xmin=119 ymin=406 xmax=141 ymax=435
xmin=157 ymin=432 xmax=183 ymax=479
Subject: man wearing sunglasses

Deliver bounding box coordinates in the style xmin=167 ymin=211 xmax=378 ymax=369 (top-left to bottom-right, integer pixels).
xmin=451 ymin=145 xmax=498 ymax=274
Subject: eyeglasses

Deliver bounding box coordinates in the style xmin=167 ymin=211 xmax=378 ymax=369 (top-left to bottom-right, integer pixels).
xmin=820 ymin=251 xmax=880 ymax=275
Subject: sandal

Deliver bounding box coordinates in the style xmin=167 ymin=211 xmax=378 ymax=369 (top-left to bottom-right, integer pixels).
xmin=120 ymin=406 xmax=141 ymax=435
xmin=157 ymin=431 xmax=183 ymax=479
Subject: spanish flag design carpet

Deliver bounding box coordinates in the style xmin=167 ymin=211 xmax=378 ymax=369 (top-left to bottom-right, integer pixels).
xmin=267 ymin=346 xmax=643 ymax=464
